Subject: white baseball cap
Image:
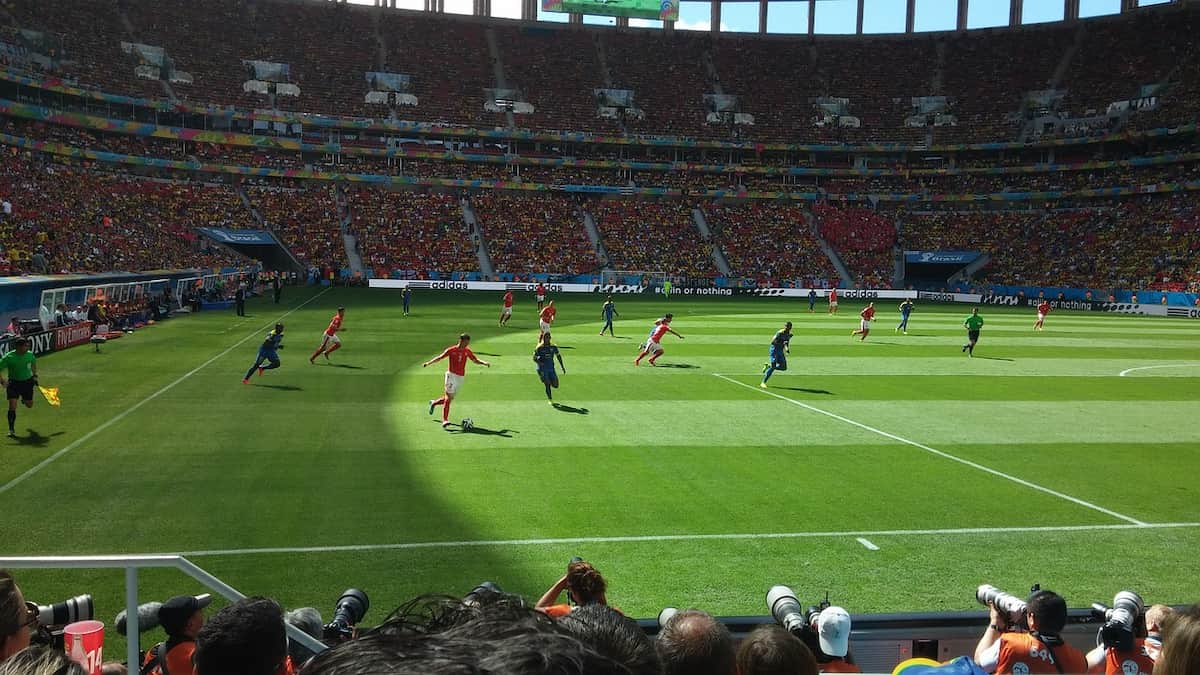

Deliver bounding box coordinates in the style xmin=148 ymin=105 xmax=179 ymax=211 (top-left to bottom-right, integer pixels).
xmin=817 ymin=606 xmax=852 ymax=657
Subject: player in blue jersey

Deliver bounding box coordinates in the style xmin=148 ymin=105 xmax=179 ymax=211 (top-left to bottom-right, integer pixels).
xmin=599 ymin=296 xmax=620 ymax=336
xmin=534 ymin=331 xmax=566 ymax=402
xmin=243 ymin=323 xmax=285 ymax=384
xmin=761 ymin=321 xmax=792 ymax=388
xmin=897 ymin=298 xmax=914 ymax=334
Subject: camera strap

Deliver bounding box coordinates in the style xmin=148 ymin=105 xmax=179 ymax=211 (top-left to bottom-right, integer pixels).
xmin=1033 ymin=633 xmax=1065 ymax=675
xmin=138 ymin=642 xmax=170 ymax=675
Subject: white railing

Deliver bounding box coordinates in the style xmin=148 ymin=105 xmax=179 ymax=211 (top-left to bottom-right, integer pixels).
xmin=0 ymin=555 xmax=328 ymax=668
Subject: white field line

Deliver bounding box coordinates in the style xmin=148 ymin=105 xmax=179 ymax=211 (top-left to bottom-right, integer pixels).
xmin=165 ymin=522 xmax=1200 ymax=557
xmin=0 ymin=289 xmax=332 ymax=496
xmin=713 ymin=373 xmax=1147 ymax=526
xmin=1118 ymin=364 xmax=1200 ymax=377
xmin=856 ymin=538 xmax=880 ymax=551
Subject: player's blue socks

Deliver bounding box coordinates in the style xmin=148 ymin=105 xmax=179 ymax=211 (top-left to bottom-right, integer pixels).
xmin=762 ymin=366 xmax=776 ymax=384
xmin=544 ymin=382 xmax=552 ymax=400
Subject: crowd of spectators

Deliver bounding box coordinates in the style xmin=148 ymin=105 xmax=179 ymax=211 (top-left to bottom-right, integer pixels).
xmin=470 ymin=193 xmax=597 ymax=276
xmin=244 ymin=183 xmax=341 ymax=268
xmin=812 ymin=202 xmax=897 ymax=289
xmin=589 ymin=200 xmax=715 ymax=277
xmin=346 ymin=188 xmax=478 ymax=277
xmin=704 ymin=202 xmax=837 ymax=287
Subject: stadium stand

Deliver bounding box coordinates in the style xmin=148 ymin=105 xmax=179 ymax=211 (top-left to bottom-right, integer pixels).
xmin=470 ymin=193 xmax=597 ymax=276
xmin=345 ymin=188 xmax=478 ymax=278
xmin=812 ymin=202 xmax=897 ymax=289
xmin=704 ymin=202 xmax=837 ymax=287
xmin=244 ymin=183 xmax=342 ymax=268
xmin=589 ymin=200 xmax=716 ymax=278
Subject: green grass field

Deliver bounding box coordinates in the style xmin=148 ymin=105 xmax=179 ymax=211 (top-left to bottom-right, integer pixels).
xmin=2 ymin=287 xmax=1199 ymax=647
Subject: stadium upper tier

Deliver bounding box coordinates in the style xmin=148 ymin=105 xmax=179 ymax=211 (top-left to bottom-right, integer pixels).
xmin=4 ymin=0 xmax=1199 ymax=144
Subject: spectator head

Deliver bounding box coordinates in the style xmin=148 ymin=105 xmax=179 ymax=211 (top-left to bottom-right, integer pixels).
xmin=283 ymin=607 xmax=324 ymax=666
xmin=557 ymin=604 xmax=660 ymax=675
xmin=1146 ymin=604 xmax=1174 ymax=634
xmin=1158 ymin=604 xmax=1200 ymax=675
xmin=158 ymin=594 xmax=211 ymax=640
xmin=0 ymin=646 xmax=87 ymax=675
xmin=194 ymin=597 xmax=289 ymax=675
xmin=656 ymin=608 xmax=735 ymax=675
xmin=736 ymin=625 xmax=818 ymax=675
xmin=1026 ymin=590 xmax=1068 ymax=636
xmin=0 ymin=570 xmax=33 ymax=662
xmin=565 ymin=561 xmax=607 ymax=606
xmin=817 ymin=606 xmax=852 ymax=658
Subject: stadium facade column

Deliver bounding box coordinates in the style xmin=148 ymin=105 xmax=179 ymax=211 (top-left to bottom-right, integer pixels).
xmin=758 ymin=0 xmax=767 ymax=33
xmin=905 ymin=0 xmax=915 ymax=32
xmin=1119 ymin=0 xmax=1136 ymax=11
xmin=711 ymin=0 xmax=720 ymax=35
xmin=856 ymin=0 xmax=864 ymax=33
xmin=1065 ymin=0 xmax=1080 ymax=21
xmin=957 ymin=0 xmax=967 ymax=30
xmin=808 ymin=0 xmax=816 ymax=33
xmin=1009 ymin=0 xmax=1022 ymax=27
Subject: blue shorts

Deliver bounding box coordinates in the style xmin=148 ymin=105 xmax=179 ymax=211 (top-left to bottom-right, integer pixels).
xmin=259 ymin=349 xmax=279 ymax=361
xmin=769 ymin=348 xmax=787 ymax=370
xmin=538 ymin=369 xmax=558 ymax=384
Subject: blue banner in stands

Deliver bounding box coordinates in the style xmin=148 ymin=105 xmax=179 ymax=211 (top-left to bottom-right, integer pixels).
xmin=197 ymin=228 xmax=277 ymax=245
xmin=904 ymin=251 xmax=980 ymax=264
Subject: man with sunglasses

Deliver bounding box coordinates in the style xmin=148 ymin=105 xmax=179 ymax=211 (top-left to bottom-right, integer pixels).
xmin=0 ymin=569 xmax=34 ymax=662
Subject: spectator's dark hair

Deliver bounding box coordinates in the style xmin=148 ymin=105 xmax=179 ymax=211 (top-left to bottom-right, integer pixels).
xmin=194 ymin=597 xmax=288 ymax=675
xmin=1158 ymin=604 xmax=1200 ymax=675
xmin=557 ymin=604 xmax=660 ymax=675
xmin=0 ymin=570 xmax=21 ymax=643
xmin=303 ymin=594 xmax=626 ymax=675
xmin=0 ymin=646 xmax=88 ymax=675
xmin=566 ymin=561 xmax=608 ymax=605
xmin=656 ymin=609 xmax=735 ymax=675
xmin=736 ymin=625 xmax=818 ymax=675
xmin=1027 ymin=590 xmax=1068 ymax=635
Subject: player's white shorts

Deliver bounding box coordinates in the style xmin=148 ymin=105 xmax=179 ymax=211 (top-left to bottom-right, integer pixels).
xmin=646 ymin=340 xmax=663 ymax=355
xmin=830 ymin=301 xmax=839 ymax=308
xmin=321 ymin=333 xmax=342 ymax=346
xmin=860 ymin=319 xmax=871 ymax=331
xmin=539 ymin=319 xmax=551 ymax=333
xmin=501 ymin=306 xmax=512 ymax=318
xmin=1037 ymin=312 xmax=1046 ymax=321
xmin=536 ymin=294 xmax=546 ymax=303
xmin=444 ymin=371 xmax=464 ymax=396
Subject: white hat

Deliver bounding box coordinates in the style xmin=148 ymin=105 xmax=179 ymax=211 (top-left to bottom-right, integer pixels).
xmin=817 ymin=606 xmax=852 ymax=657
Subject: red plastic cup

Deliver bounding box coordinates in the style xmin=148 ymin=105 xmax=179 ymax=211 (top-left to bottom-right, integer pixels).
xmin=64 ymin=620 xmax=105 ymax=674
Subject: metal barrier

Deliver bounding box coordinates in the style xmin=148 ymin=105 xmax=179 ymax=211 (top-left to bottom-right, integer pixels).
xmin=0 ymin=555 xmax=328 ymax=668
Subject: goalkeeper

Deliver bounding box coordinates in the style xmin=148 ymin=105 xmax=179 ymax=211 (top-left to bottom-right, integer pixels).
xmin=0 ymin=337 xmax=38 ymax=437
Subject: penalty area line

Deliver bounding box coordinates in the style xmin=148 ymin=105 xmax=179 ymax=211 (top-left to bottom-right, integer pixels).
xmin=713 ymin=373 xmax=1147 ymax=526
xmin=165 ymin=522 xmax=1200 ymax=558
xmin=0 ymin=288 xmax=332 ymax=497
xmin=1118 ymin=364 xmax=1200 ymax=377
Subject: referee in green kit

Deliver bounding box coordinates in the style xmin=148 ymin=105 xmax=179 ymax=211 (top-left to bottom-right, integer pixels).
xmin=0 ymin=337 xmax=38 ymax=436
xmin=962 ymin=308 xmax=984 ymax=358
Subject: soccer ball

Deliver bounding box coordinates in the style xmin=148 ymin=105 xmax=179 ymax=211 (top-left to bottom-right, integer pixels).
xmin=461 ymin=418 xmax=474 ymax=430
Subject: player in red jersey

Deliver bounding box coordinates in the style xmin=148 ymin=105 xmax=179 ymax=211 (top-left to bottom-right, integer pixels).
xmin=535 ymin=283 xmax=547 ymax=310
xmin=851 ymin=302 xmax=876 ymax=341
xmin=634 ymin=314 xmax=683 ymax=366
xmin=499 ymin=290 xmax=514 ymax=327
xmin=539 ymin=301 xmax=557 ymax=336
xmin=423 ymin=333 xmax=491 ymax=428
xmin=1034 ymin=300 xmax=1051 ymax=331
xmin=310 ymin=306 xmax=346 ymax=363
xmin=828 ymin=288 xmax=839 ymax=314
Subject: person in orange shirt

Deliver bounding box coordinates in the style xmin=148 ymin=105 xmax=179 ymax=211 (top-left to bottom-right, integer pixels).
xmin=310 ymin=307 xmax=346 ymax=363
xmin=1086 ymin=604 xmax=1172 ymax=675
xmin=538 ymin=301 xmax=557 ymax=337
xmin=975 ymin=590 xmax=1088 ymax=674
xmin=815 ymin=606 xmax=861 ymax=673
xmin=141 ymin=594 xmax=211 ymax=675
xmin=423 ymin=333 xmax=491 ymax=428
xmin=534 ymin=559 xmax=609 ymax=619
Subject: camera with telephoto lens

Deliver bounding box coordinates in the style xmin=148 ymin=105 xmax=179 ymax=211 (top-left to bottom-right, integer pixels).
xmin=1090 ymin=591 xmax=1144 ymax=651
xmin=322 ymin=589 xmax=369 ymax=643
xmin=766 ymin=586 xmax=832 ymax=634
xmin=977 ymin=584 xmax=1031 ymax=628
xmin=28 ymin=595 xmax=95 ymax=650
xmin=464 ymin=582 xmax=502 ymax=607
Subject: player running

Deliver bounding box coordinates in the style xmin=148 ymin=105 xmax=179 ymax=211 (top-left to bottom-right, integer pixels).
xmin=534 ymin=332 xmax=566 ymax=403
xmin=599 ymin=296 xmax=619 ymax=336
xmin=243 ymin=323 xmax=285 ymax=384
xmin=499 ymin=290 xmax=514 ymax=327
xmin=402 ymin=287 xmax=412 ymax=317
xmin=828 ymin=288 xmax=839 ymax=314
xmin=808 ymin=289 xmax=817 ymax=313
xmin=539 ymin=300 xmax=557 ymax=337
xmin=963 ymin=308 xmax=984 ymax=357
xmin=1034 ymin=300 xmax=1050 ymax=331
xmin=310 ymin=306 xmax=346 ymax=363
xmin=424 ymin=333 xmax=491 ymax=428
xmin=851 ymin=302 xmax=876 ymax=341
xmin=761 ymin=321 xmax=792 ymax=388
xmin=634 ymin=314 xmax=683 ymax=366
xmin=535 ymin=282 xmax=547 ymax=310
xmin=0 ymin=337 xmax=37 ymax=437
xmin=897 ymin=299 xmax=914 ymax=334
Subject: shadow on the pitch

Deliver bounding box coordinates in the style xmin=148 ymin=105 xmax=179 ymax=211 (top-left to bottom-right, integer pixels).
xmin=556 ymin=345 xmax=577 ymax=350
xmin=446 ymin=424 xmax=518 ymax=437
xmin=10 ymin=429 xmax=64 ymax=447
xmin=864 ymin=341 xmax=902 ymax=346
xmin=611 ymin=336 xmax=632 ymax=340
xmin=329 ymin=364 xmax=366 ymax=370
xmin=257 ymin=384 xmax=305 ymax=391
xmin=775 ymin=387 xmax=835 ymax=395
xmin=975 ymin=355 xmax=1015 ymax=362
xmin=653 ymin=363 xmax=699 ymax=369
xmin=552 ymin=403 xmax=590 ymax=415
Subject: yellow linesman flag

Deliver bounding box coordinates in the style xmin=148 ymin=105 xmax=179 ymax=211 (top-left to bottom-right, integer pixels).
xmin=38 ymin=386 xmax=61 ymax=407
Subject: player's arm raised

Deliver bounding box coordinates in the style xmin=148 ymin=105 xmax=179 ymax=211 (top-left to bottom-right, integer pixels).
xmin=422 ymin=347 xmax=452 ymax=368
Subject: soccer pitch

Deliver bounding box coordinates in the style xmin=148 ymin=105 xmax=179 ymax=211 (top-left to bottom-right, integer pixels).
xmin=2 ymin=287 xmax=1199 ymax=637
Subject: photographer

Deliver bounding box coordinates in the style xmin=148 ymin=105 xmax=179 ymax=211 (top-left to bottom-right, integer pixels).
xmin=535 ymin=559 xmax=610 ymax=618
xmin=974 ymin=589 xmax=1087 ymax=674
xmin=0 ymin=570 xmax=33 ymax=663
xmin=815 ymin=606 xmax=860 ymax=673
xmin=140 ymin=594 xmax=210 ymax=675
xmin=1086 ymin=604 xmax=1173 ymax=675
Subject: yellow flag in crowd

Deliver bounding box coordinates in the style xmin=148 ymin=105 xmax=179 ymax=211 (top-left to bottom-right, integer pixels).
xmin=38 ymin=386 xmax=61 ymax=407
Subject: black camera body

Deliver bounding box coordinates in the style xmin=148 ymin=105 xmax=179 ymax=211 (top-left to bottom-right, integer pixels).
xmin=323 ymin=589 xmax=369 ymax=643
xmin=1091 ymin=591 xmax=1144 ymax=651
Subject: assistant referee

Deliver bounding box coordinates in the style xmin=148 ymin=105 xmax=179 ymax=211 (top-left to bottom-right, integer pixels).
xmin=0 ymin=337 xmax=38 ymax=437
